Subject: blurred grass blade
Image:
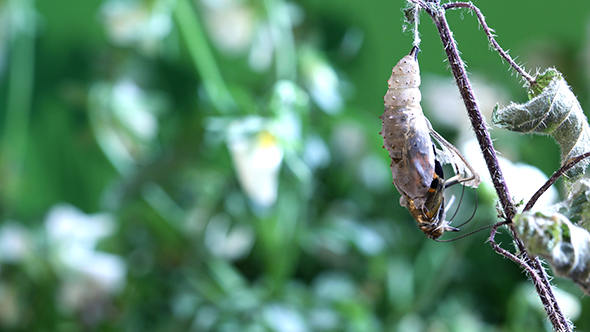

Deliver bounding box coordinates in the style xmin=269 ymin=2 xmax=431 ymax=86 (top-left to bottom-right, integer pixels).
xmin=263 ymin=0 xmax=296 ymax=80
xmin=174 ymin=0 xmax=236 ymax=114
xmin=1 ymin=0 xmax=36 ymax=205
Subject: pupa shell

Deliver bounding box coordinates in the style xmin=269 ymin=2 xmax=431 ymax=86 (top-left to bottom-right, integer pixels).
xmin=381 ymin=47 xmax=480 ymax=239
xmin=381 ymin=46 xmax=434 ymax=204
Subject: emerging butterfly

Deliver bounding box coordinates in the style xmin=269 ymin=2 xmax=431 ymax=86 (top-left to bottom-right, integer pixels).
xmin=380 ymin=46 xmax=481 ymax=239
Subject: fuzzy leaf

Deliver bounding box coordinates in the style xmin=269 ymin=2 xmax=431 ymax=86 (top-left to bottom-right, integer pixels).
xmin=514 ymin=210 xmax=590 ymax=295
xmin=492 ymin=68 xmax=590 ymax=182
xmin=559 ymin=179 xmax=590 ymax=232
xmin=527 ymin=68 xmax=561 ymax=99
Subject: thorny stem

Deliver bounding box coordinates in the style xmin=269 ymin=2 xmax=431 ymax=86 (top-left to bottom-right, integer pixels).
xmin=525 ymin=152 xmax=590 ymax=211
xmin=519 ymin=152 xmax=590 ymax=329
xmin=442 ymin=2 xmax=536 ymax=86
xmin=512 ymin=223 xmax=570 ymax=330
xmin=412 ymin=0 xmax=515 ymax=218
xmin=408 ymin=1 xmax=571 ymax=330
xmin=488 ymin=223 xmax=539 ymax=283
xmin=489 ymin=223 xmax=569 ymax=330
xmin=532 ymin=255 xmax=570 ymax=329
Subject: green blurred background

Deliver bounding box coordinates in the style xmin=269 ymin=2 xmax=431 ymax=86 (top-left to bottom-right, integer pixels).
xmin=1 ymin=0 xmax=590 ymax=331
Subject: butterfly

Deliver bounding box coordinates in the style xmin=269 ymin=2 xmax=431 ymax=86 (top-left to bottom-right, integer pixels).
xmin=380 ymin=46 xmax=481 ymax=239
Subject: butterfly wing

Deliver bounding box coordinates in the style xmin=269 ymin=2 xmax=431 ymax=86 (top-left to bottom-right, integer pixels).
xmin=428 ymin=125 xmax=481 ymax=188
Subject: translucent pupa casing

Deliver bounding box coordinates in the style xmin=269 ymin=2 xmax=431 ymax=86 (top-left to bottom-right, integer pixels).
xmin=380 ymin=46 xmax=434 ymax=207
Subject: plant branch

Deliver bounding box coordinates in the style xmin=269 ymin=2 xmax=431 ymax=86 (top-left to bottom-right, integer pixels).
xmin=407 ymin=1 xmax=572 ymax=330
xmin=488 ymin=222 xmax=537 ymax=280
xmin=490 ymin=222 xmax=570 ymax=331
xmin=442 ymin=2 xmax=536 ymax=86
xmin=410 ymin=0 xmax=515 ymax=219
xmin=525 ymin=152 xmax=590 ymax=212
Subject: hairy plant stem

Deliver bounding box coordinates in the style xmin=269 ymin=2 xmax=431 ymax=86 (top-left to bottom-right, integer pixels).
xmin=408 ymin=1 xmax=571 ymax=330
xmin=525 ymin=152 xmax=590 ymax=212
xmin=414 ymin=0 xmax=515 ymax=218
xmin=489 ymin=223 xmax=568 ymax=330
xmin=442 ymin=2 xmax=536 ymax=86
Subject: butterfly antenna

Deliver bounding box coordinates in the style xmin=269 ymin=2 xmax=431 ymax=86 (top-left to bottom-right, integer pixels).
xmin=433 ymin=223 xmax=494 ymax=242
xmin=453 ymin=187 xmax=478 ymax=228
xmin=447 ymin=183 xmax=466 ymax=222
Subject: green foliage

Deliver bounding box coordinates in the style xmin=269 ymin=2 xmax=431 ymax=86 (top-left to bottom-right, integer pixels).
xmin=565 ymin=179 xmax=590 ymax=230
xmin=493 ymin=65 xmax=590 ymax=301
xmin=492 ymin=68 xmax=590 ymax=182
xmin=514 ymin=210 xmax=590 ymax=295
xmin=0 ymin=0 xmax=589 ymax=331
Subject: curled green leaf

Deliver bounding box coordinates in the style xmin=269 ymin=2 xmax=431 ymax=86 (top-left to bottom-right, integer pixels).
xmin=492 ymin=68 xmax=590 ymax=182
xmin=527 ymin=68 xmax=562 ymax=99
xmin=514 ymin=210 xmax=590 ymax=295
xmin=559 ymin=179 xmax=590 ymax=231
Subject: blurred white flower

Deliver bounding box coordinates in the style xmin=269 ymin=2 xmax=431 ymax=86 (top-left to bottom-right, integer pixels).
xmin=88 ymin=79 xmax=167 ymax=174
xmin=269 ymin=81 xmax=315 ymax=184
xmin=300 ymin=46 xmax=344 ymax=114
xmin=204 ymin=214 xmax=254 ymax=260
xmin=46 ymin=205 xmax=115 ymax=249
xmin=201 ymin=0 xmax=306 ymax=74
xmin=209 ymin=81 xmax=308 ymax=207
xmin=263 ymin=303 xmax=307 ymax=332
xmin=227 ymin=124 xmax=284 ymax=208
xmin=463 ymin=139 xmax=558 ymax=209
xmin=0 ymin=221 xmax=32 ymax=263
xmin=101 ymin=0 xmax=173 ymax=55
xmin=111 ymin=79 xmax=159 ymax=142
xmin=200 ymin=0 xmax=255 ymax=56
xmin=271 ymin=80 xmax=309 ymax=118
xmin=45 ymin=204 xmax=127 ymax=302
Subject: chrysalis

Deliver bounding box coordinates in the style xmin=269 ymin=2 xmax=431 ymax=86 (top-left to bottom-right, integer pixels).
xmin=380 ymin=47 xmax=481 ymax=239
